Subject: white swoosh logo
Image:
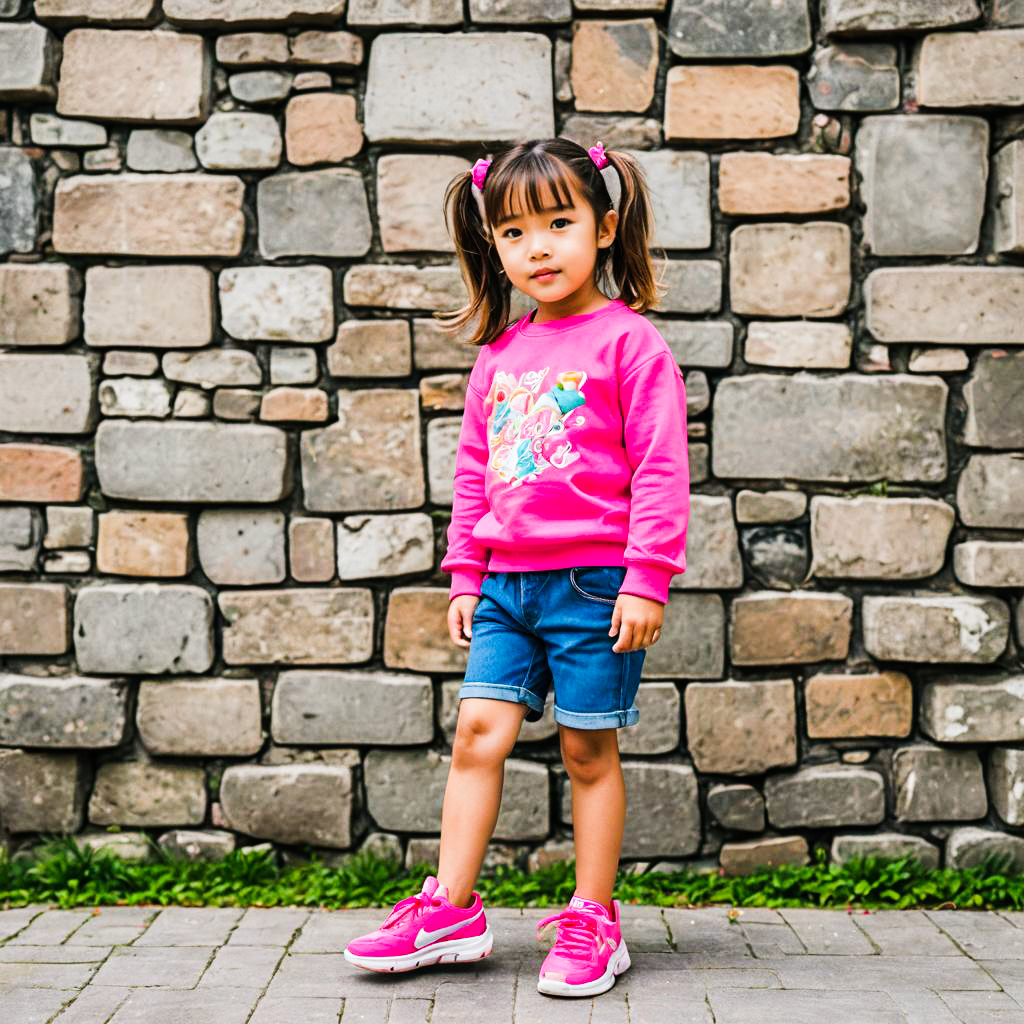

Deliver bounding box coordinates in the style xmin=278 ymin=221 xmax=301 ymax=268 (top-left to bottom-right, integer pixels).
xmin=414 ymin=907 xmax=483 ymax=949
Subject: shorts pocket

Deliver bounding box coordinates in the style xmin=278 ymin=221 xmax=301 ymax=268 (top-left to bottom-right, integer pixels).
xmin=569 ymin=565 xmax=626 ymax=605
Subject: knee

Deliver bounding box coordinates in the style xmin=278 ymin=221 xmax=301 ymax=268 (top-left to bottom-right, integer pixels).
xmin=452 ymin=707 xmax=513 ymax=770
xmin=561 ymin=730 xmax=618 ymax=786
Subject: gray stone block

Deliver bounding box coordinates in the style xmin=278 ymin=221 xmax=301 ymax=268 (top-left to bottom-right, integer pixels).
xmin=137 ymin=678 xmax=263 ymax=756
xmin=893 ymin=745 xmax=986 ymax=821
xmin=988 ymin=748 xmax=1024 ymax=826
xmin=221 ymin=764 xmax=352 ymax=849
xmin=994 ymin=140 xmax=1024 ymax=254
xmin=864 ymin=595 xmax=1009 ymax=664
xmin=619 ymin=683 xmax=681 ymax=756
xmin=964 ymin=349 xmax=1024 ymax=448
xmin=96 ymin=421 xmax=292 ymax=503
xmin=673 ymin=495 xmax=742 ymax=590
xmin=0 ymin=354 xmax=97 ymax=434
xmin=365 ymin=33 xmax=554 ymax=143
xmin=196 ymin=510 xmax=286 ymax=585
xmin=856 ymin=115 xmax=988 ymax=256
xmin=0 ymin=750 xmax=85 ymax=833
xmin=765 ymin=764 xmax=885 ymax=828
xmin=164 ymin=0 xmax=345 ymax=26
xmin=946 ymin=827 xmax=1024 ymax=873
xmin=126 ymin=129 xmax=197 ymax=172
xmin=668 ymin=0 xmax=811 ymax=57
xmin=0 ymin=146 xmax=37 ymax=255
xmin=219 ymin=266 xmax=333 ymax=343
xmin=865 ymin=267 xmax=1024 ymax=344
xmin=271 ymin=670 xmax=434 ymax=746
xmin=228 ymin=70 xmax=293 ymax=104
xmin=365 ymin=750 xmax=549 ymax=840
xmin=958 ymin=454 xmax=1024 ymax=528
xmin=707 ymin=783 xmax=766 ymax=832
xmin=89 ymin=762 xmax=206 ymax=827
xmin=0 ymin=674 xmax=129 ymax=748
xmin=158 ymin=829 xmax=237 ymax=861
xmin=0 ymin=507 xmax=42 ymax=571
xmin=219 ymin=588 xmax=374 ymax=665
xmin=336 ymin=513 xmax=434 ymax=579
xmin=830 ymin=832 xmax=940 ymax=869
xmin=712 ymin=373 xmax=948 ymax=483
xmin=195 ymin=112 xmax=281 ymax=170
xmin=0 ymin=23 xmax=59 ymax=102
xmin=74 ymin=583 xmax=214 ymax=674
xmin=258 ymin=169 xmax=372 ymax=259
xmin=955 ymin=542 xmax=1024 ymax=588
xmin=807 ymin=43 xmax=899 ymax=111
xmin=823 ymin=0 xmax=981 ymax=34
xmin=30 ymin=112 xmax=107 ymax=147
xmin=627 ymin=150 xmax=711 ymax=250
xmin=642 ymin=592 xmax=725 ymax=680
xmin=920 ymin=675 xmax=1024 ymax=743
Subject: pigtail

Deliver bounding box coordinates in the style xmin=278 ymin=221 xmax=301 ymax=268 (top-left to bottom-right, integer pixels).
xmin=432 ymin=168 xmax=514 ymax=347
xmin=602 ymin=150 xmax=669 ymax=313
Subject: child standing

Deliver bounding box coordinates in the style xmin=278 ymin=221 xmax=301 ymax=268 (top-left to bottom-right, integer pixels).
xmin=344 ymin=138 xmax=690 ymax=998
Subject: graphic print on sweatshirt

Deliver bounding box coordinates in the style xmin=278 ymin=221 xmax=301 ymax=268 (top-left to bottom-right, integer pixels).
xmin=484 ymin=366 xmax=588 ymax=487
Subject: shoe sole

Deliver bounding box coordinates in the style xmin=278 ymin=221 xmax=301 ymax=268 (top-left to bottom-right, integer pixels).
xmin=343 ymin=927 xmax=494 ymax=973
xmin=536 ymin=940 xmax=631 ymax=998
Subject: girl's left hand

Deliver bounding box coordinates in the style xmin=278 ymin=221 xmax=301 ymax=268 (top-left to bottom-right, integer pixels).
xmin=609 ymin=594 xmax=664 ymax=653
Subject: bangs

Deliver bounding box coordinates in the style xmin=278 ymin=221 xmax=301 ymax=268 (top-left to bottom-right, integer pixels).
xmin=489 ymin=153 xmax=581 ymax=228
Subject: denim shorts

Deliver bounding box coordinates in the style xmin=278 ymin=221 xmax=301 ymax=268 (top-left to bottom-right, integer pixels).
xmin=459 ymin=566 xmax=647 ymax=730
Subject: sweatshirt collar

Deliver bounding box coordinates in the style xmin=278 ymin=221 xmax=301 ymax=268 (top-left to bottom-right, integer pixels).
xmin=518 ymin=297 xmax=626 ymax=337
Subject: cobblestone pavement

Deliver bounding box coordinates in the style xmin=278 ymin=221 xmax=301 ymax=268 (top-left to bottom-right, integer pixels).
xmin=3 ymin=904 xmax=1024 ymax=1022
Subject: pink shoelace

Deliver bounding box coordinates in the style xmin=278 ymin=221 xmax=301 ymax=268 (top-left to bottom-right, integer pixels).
xmin=381 ymin=889 xmax=442 ymax=930
xmin=536 ymin=908 xmax=600 ymax=958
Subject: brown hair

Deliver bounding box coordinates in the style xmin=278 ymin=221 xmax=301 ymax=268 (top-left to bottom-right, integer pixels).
xmin=433 ymin=137 xmax=667 ymax=347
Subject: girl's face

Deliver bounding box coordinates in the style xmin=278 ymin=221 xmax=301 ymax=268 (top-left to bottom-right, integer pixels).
xmin=491 ymin=175 xmax=617 ymax=309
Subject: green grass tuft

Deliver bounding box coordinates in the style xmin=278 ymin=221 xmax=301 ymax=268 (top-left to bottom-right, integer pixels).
xmin=2 ymin=840 xmax=1023 ymax=912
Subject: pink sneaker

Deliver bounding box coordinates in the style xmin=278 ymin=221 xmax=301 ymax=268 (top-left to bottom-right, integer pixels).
xmin=343 ymin=876 xmax=493 ymax=973
xmin=535 ymin=895 xmax=631 ymax=997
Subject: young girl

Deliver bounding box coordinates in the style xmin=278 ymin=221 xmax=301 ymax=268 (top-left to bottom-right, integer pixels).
xmin=344 ymin=137 xmax=690 ymax=998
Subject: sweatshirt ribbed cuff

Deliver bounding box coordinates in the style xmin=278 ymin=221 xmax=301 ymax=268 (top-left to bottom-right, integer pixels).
xmin=448 ymin=568 xmax=485 ymax=601
xmin=620 ymin=563 xmax=678 ymax=605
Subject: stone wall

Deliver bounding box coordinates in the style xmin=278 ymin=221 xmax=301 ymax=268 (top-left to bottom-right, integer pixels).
xmin=1 ymin=0 xmax=1024 ymax=877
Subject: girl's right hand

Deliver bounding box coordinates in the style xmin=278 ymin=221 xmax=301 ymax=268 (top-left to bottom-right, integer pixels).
xmin=448 ymin=595 xmax=480 ymax=648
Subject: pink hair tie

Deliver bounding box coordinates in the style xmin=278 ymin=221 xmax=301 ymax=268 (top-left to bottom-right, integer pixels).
xmin=589 ymin=140 xmax=620 ymax=213
xmin=470 ymin=156 xmax=492 ymax=233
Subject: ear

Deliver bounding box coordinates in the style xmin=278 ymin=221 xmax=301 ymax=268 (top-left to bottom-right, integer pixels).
xmin=597 ymin=208 xmax=618 ymax=250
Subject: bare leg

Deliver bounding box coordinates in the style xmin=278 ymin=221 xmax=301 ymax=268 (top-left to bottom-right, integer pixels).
xmin=436 ymin=697 xmax=527 ymax=908
xmin=560 ymin=725 xmax=625 ymax=908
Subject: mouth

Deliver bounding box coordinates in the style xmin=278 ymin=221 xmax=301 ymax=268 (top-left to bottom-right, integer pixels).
xmin=531 ymin=270 xmax=559 ymax=282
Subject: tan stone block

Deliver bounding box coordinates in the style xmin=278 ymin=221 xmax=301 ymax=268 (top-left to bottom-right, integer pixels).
xmin=720 ymin=835 xmax=809 ymax=876
xmin=165 ymin=0 xmax=346 ymax=25
xmin=384 ymin=587 xmax=466 ymax=673
xmin=0 ymin=583 xmax=68 ymax=654
xmin=730 ymin=223 xmax=851 ymax=317
xmin=57 ymin=29 xmax=211 ymax=124
xmin=84 ymin=265 xmax=214 ymax=348
xmin=342 ymin=264 xmax=465 ymax=310
xmin=0 ymin=444 xmax=84 ymax=503
xmin=35 ymin=1 xmax=161 ymax=25
xmin=735 ymin=489 xmax=807 ymax=524
xmin=216 ymin=32 xmax=290 ymax=66
xmin=745 ymin=321 xmax=852 ymax=369
xmin=220 ymin=588 xmax=374 ymax=665
xmin=328 ymin=319 xmax=412 ymax=377
xmin=0 ymin=263 xmax=81 ymax=347
xmin=810 ymin=496 xmax=953 ymax=580
xmin=289 ymin=30 xmax=362 ymax=66
xmin=289 ymin=517 xmax=335 ymax=582
xmin=570 ymin=18 xmax=658 ymax=112
xmin=53 ymin=174 xmax=245 ymax=257
xmin=916 ymin=29 xmax=1024 ymax=108
xmin=285 ymin=93 xmax=363 ymax=165
xmin=805 ymin=671 xmax=912 ymax=738
xmin=685 ymin=678 xmax=797 ymax=774
xmin=718 ymin=153 xmax=850 ymax=214
xmin=96 ymin=511 xmax=192 ymax=577
xmin=731 ymin=591 xmax=853 ymax=665
xmin=420 ymin=373 xmax=468 ymax=411
xmin=909 ymin=347 xmax=969 ymax=373
xmin=260 ymin=387 xmax=328 ymax=422
xmin=665 ymin=64 xmax=800 ymax=140
xmin=377 ymin=153 xmax=467 ymax=253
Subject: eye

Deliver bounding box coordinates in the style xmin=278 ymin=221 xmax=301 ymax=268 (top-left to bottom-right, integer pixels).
xmin=552 ymin=217 xmax=571 ymax=228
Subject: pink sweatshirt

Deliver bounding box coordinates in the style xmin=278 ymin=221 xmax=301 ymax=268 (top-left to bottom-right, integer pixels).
xmin=440 ymin=297 xmax=690 ymax=605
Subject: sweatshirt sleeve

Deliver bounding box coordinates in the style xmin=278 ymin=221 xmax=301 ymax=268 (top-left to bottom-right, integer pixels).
xmin=439 ymin=377 xmax=491 ymax=600
xmin=618 ymin=350 xmax=690 ymax=605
